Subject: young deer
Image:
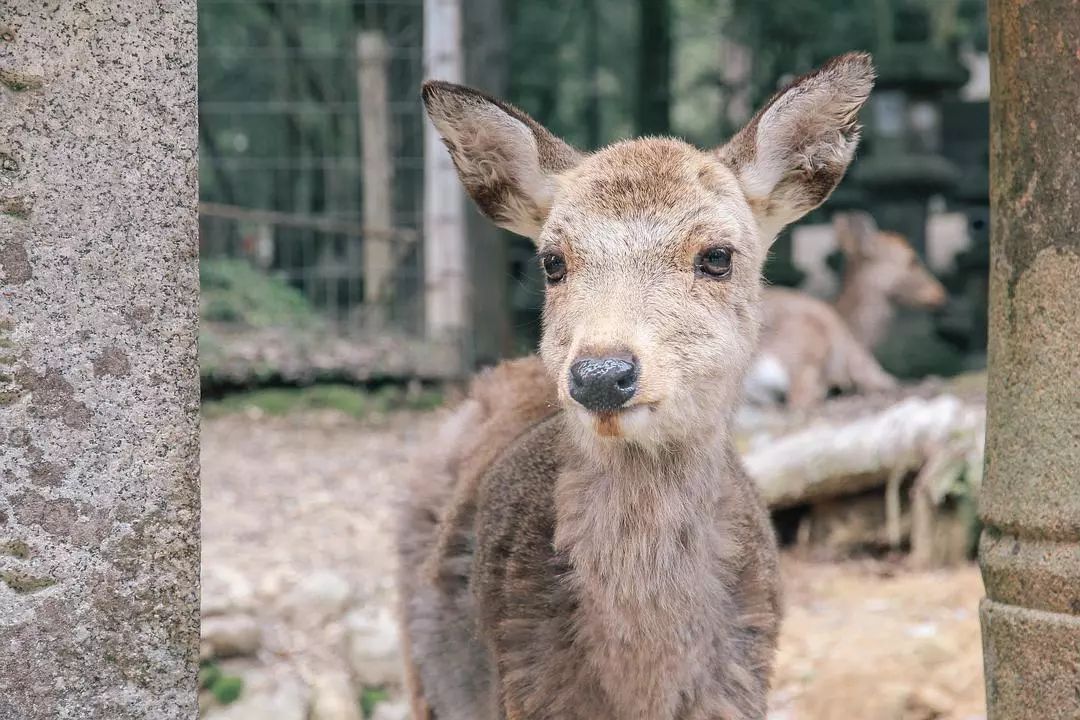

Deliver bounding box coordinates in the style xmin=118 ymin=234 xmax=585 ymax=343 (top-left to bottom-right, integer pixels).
xmin=832 ymin=211 xmax=947 ymax=349
xmin=398 ymin=53 xmax=875 ymax=720
xmin=745 ymin=211 xmax=947 ymax=409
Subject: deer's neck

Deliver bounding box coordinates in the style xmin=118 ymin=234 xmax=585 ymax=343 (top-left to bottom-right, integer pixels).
xmin=554 ymin=433 xmax=738 ymax=620
xmin=551 ymin=432 xmax=743 ymax=714
xmin=834 ymin=269 xmax=894 ymax=349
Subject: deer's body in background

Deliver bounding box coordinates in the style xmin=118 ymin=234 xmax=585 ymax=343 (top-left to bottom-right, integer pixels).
xmin=745 ymin=212 xmax=947 ymax=409
xmin=398 ymin=53 xmax=875 ymax=720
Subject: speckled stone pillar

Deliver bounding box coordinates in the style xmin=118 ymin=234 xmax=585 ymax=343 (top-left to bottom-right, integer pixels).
xmin=979 ymin=2 xmax=1080 ymax=719
xmin=0 ymin=2 xmax=199 ymax=718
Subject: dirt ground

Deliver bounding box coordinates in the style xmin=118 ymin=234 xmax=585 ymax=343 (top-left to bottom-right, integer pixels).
xmin=202 ymin=408 xmax=987 ymax=720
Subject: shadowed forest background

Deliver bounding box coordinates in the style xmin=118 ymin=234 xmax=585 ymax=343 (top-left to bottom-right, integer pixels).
xmin=198 ymin=0 xmax=990 ymax=384
xmin=195 ymin=2 xmax=994 ymax=719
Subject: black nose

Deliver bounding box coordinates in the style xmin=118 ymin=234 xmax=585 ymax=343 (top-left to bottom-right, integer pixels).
xmin=568 ymin=354 xmax=639 ymax=412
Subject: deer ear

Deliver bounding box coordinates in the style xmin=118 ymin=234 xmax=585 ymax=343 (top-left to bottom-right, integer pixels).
xmin=833 ymin=211 xmax=879 ymax=257
xmin=422 ymin=81 xmax=582 ymax=240
xmin=717 ymin=52 xmax=875 ymax=244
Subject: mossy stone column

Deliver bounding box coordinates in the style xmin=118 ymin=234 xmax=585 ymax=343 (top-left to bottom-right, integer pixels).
xmin=979 ymin=2 xmax=1080 ymax=718
xmin=0 ymin=2 xmax=199 ymax=717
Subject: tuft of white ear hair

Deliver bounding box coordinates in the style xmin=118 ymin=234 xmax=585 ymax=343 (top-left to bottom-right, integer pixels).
xmin=421 ymin=81 xmax=582 ymax=239
xmin=718 ymin=52 xmax=875 ymax=243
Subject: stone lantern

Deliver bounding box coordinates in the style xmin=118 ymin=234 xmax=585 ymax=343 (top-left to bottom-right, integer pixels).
xmin=850 ymin=2 xmax=968 ymax=256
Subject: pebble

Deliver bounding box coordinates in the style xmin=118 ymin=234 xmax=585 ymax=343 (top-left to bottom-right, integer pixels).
xmin=203 ymin=667 xmax=308 ymax=720
xmin=309 ymin=671 xmax=363 ymax=720
xmin=372 ymin=700 xmax=411 ymax=720
xmin=201 ymin=613 xmax=262 ymax=659
xmin=346 ymin=606 xmax=403 ymax=687
xmin=284 ymin=570 xmax=353 ymax=621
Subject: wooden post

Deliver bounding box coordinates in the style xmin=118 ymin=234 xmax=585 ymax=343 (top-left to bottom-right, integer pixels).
xmin=979 ymin=2 xmax=1080 ymax=718
xmin=357 ymin=30 xmax=395 ymax=327
xmin=423 ymin=0 xmax=468 ymax=370
xmin=0 ymin=2 xmax=199 ymax=717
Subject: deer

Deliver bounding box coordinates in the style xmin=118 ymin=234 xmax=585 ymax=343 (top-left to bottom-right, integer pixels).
xmin=397 ymin=52 xmax=875 ymax=720
xmin=744 ymin=211 xmax=948 ymax=409
xmin=832 ymin=210 xmax=947 ymax=349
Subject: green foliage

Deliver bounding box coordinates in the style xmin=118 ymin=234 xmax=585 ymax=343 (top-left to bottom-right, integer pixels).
xmin=198 ymin=661 xmax=222 ymax=691
xmin=203 ymin=383 xmax=444 ymax=419
xmin=201 ymin=259 xmax=320 ymax=329
xmin=199 ymin=661 xmax=244 ymax=706
xmin=360 ymin=686 xmax=390 ymax=719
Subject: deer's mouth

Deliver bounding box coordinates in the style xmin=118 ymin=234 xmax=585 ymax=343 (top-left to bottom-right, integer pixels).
xmin=578 ymin=404 xmax=656 ymax=439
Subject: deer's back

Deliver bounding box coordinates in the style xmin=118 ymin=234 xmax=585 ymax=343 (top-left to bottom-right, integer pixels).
xmin=397 ymin=357 xmax=557 ymax=720
xmin=751 ymin=286 xmax=894 ymax=401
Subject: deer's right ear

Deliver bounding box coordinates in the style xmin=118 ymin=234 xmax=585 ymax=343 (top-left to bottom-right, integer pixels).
xmin=422 ymin=81 xmax=582 ymax=240
xmin=717 ymin=52 xmax=875 ymax=245
xmin=833 ymin=211 xmax=879 ymax=257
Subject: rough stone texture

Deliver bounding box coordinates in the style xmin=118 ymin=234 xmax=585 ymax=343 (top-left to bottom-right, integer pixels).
xmin=980 ymin=2 xmax=1080 ymax=718
xmin=0 ymin=3 xmax=199 ymax=719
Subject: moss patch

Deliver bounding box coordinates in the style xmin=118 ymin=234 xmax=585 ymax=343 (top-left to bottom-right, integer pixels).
xmin=0 ymin=568 xmax=56 ymax=593
xmin=0 ymin=69 xmax=44 ymax=92
xmin=0 ymin=538 xmax=30 ymax=559
xmin=360 ymin=686 xmax=390 ymax=719
xmin=199 ymin=661 xmax=244 ymax=705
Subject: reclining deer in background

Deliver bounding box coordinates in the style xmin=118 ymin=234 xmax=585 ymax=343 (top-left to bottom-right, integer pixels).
xmin=745 ymin=211 xmax=947 ymax=409
xmin=397 ymin=53 xmax=875 ymax=720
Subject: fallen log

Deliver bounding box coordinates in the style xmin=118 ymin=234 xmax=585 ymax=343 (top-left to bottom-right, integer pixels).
xmin=737 ymin=379 xmax=986 ymax=566
xmin=742 ymin=393 xmax=985 ymax=510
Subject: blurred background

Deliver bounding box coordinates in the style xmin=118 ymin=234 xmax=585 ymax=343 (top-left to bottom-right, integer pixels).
xmin=197 ymin=2 xmax=991 ymax=719
xmin=198 ymin=0 xmax=989 ymax=385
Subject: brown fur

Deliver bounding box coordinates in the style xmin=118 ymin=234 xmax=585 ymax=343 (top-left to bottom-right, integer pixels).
xmin=399 ymin=53 xmax=875 ymax=720
xmin=746 ymin=211 xmax=947 ymax=409
xmin=832 ymin=212 xmax=947 ymax=349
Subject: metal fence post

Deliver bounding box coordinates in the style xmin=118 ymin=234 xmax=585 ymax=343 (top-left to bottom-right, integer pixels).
xmin=979 ymin=2 xmax=1080 ymax=718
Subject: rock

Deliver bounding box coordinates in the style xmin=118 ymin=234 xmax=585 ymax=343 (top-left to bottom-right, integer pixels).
xmin=285 ymin=570 xmax=352 ymax=621
xmin=905 ymin=685 xmax=954 ymax=720
xmin=201 ymin=614 xmax=262 ymax=659
xmin=203 ymin=667 xmax=309 ymax=720
xmin=203 ymin=564 xmax=256 ymax=617
xmin=309 ymin=671 xmax=363 ymax=720
xmin=346 ymin=606 xmax=403 ymax=687
xmin=371 ymin=700 xmax=410 ymax=720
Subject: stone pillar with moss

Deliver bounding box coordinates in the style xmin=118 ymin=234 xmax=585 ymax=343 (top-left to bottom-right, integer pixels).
xmin=0 ymin=3 xmax=199 ymax=718
xmin=978 ymin=2 xmax=1080 ymax=718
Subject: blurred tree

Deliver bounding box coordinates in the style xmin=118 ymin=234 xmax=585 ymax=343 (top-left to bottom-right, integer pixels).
xmin=636 ymin=0 xmax=672 ymax=134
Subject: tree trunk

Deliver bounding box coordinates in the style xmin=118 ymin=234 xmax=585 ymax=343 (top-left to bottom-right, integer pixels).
xmin=0 ymin=3 xmax=199 ymax=716
xmin=582 ymin=0 xmax=602 ymax=149
xmin=635 ymin=0 xmax=671 ymax=135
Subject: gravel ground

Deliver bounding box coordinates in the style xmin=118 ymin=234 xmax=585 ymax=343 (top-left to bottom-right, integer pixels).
xmin=201 ymin=409 xmax=986 ymax=720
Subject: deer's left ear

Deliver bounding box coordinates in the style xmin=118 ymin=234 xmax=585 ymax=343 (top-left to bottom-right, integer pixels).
xmin=717 ymin=52 xmax=875 ymax=244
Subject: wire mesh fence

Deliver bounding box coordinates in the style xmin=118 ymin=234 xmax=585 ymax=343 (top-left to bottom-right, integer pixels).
xmin=198 ymin=0 xmax=428 ymax=341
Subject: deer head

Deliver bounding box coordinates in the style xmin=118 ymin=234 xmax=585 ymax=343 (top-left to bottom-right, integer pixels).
xmin=423 ymin=53 xmax=875 ymax=454
xmin=833 ymin=211 xmax=947 ymax=310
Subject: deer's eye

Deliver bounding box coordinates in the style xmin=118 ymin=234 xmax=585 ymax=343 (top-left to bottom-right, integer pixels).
xmin=696 ymin=247 xmax=733 ymax=279
xmin=541 ymin=252 xmax=567 ymax=284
